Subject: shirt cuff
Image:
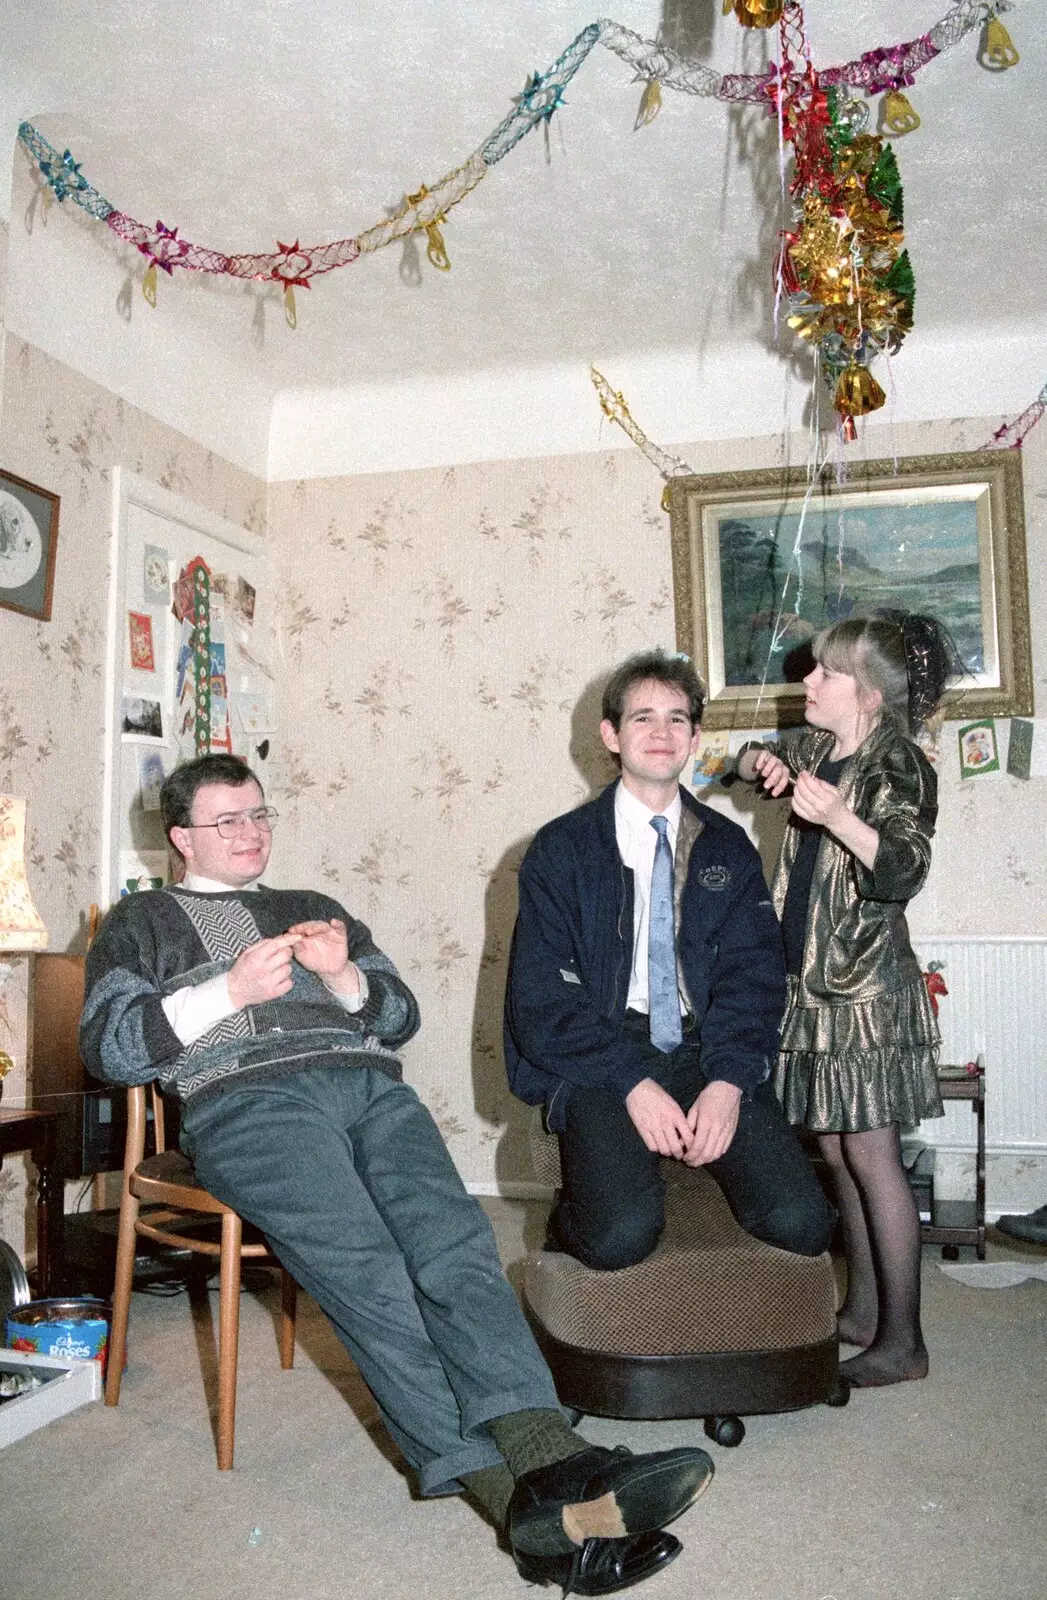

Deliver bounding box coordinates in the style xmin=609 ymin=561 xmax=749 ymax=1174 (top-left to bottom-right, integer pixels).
xmin=161 ymin=974 xmax=236 ymax=1046
xmin=323 ymin=968 xmax=369 ymax=1013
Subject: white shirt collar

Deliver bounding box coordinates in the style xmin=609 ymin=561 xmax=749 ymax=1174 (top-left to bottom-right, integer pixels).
xmin=179 ymin=873 xmax=261 ymax=893
xmin=615 ymin=780 xmax=683 ymax=832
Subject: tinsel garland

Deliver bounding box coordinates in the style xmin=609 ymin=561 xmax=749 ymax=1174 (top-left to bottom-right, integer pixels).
xmin=589 ymin=366 xmax=695 ymax=507
xmin=17 ymin=2 xmax=1001 ymax=301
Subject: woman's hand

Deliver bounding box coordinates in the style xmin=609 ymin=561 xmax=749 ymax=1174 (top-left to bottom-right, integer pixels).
xmin=792 ymin=772 xmax=881 ymax=870
xmin=791 ymin=770 xmax=848 ymax=829
xmin=737 ymin=747 xmax=791 ymax=795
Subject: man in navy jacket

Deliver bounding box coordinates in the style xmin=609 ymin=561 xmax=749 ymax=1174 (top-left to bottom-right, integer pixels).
xmin=505 ymin=650 xmax=831 ymax=1269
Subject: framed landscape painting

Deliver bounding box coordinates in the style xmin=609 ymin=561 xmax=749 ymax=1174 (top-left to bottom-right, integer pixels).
xmin=668 ymin=450 xmax=1032 ymax=731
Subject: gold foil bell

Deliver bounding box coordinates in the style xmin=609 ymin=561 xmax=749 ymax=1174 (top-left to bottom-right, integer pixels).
xmin=635 ymin=78 xmax=662 ymax=129
xmin=141 ymin=262 xmax=157 ymax=306
xmin=726 ymin=0 xmax=785 ymax=27
xmin=424 ymin=219 xmax=451 ymax=272
xmin=981 ymin=17 xmax=1019 ymax=69
xmin=835 ymin=363 xmax=887 ymax=418
xmin=882 ymin=90 xmax=920 ymax=135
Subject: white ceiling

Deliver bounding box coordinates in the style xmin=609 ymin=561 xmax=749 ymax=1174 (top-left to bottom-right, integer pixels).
xmin=3 ymin=1 xmax=1046 ymax=475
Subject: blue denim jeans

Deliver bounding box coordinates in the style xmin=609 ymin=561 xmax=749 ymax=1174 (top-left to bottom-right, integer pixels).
xmin=550 ymin=1016 xmax=833 ymax=1271
xmin=181 ymin=1065 xmax=561 ymax=1494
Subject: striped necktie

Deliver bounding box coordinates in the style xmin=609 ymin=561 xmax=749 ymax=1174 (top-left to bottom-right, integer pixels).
xmin=648 ymin=816 xmax=683 ymax=1052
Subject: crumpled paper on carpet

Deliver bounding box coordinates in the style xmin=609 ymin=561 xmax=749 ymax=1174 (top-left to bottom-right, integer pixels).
xmin=938 ymin=1260 xmax=1047 ymax=1288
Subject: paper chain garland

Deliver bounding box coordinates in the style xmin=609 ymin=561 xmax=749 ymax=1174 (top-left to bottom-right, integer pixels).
xmin=18 ymin=1 xmax=1003 ymax=305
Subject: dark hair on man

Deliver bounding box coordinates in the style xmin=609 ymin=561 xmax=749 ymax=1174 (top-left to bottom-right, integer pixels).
xmin=601 ymin=649 xmax=706 ymax=731
xmin=160 ymin=754 xmax=261 ymax=849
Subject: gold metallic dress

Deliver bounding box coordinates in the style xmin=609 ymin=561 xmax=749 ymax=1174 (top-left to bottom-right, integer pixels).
xmin=768 ymin=723 xmax=943 ymax=1135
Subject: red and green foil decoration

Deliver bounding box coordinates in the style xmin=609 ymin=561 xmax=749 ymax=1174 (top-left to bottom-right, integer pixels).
xmin=778 ymin=85 xmax=914 ymax=439
xmin=759 ymin=3 xmax=916 ymax=439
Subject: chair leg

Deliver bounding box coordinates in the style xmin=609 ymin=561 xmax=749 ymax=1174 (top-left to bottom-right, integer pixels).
xmin=279 ymin=1269 xmax=296 ymax=1370
xmin=105 ymin=1181 xmax=141 ymax=1408
xmin=216 ymin=1211 xmax=243 ymax=1470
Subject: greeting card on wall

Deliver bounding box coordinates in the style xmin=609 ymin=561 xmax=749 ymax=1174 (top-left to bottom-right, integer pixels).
xmin=127 ymin=610 xmax=155 ymax=672
xmin=690 ymin=729 xmax=731 ymax=789
xmin=958 ymin=719 xmax=1000 ymax=778
xmin=1006 ymin=718 xmax=1047 ymax=779
xmin=142 ymin=544 xmax=169 ymax=606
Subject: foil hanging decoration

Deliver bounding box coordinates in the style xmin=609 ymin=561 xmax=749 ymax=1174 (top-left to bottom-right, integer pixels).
xmin=980 ymin=15 xmax=1019 ymax=70
xmin=725 ymin=0 xmax=786 ymax=29
xmin=775 ymin=11 xmax=914 ymax=441
xmin=634 ymin=77 xmax=662 ymax=129
xmin=882 ymin=89 xmax=921 ymax=134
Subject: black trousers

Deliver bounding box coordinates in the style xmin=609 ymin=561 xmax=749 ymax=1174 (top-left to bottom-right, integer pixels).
xmin=549 ymin=1015 xmax=833 ymax=1271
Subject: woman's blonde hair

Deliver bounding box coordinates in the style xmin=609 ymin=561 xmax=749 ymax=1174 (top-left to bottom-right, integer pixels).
xmin=812 ymin=613 xmax=960 ymax=736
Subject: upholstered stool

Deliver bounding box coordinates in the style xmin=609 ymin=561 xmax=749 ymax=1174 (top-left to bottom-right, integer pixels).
xmin=522 ymin=1120 xmax=845 ymax=1445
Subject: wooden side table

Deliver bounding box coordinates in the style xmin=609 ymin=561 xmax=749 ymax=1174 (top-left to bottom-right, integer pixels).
xmin=0 ymin=1107 xmax=63 ymax=1295
xmin=919 ymin=1067 xmax=986 ymax=1261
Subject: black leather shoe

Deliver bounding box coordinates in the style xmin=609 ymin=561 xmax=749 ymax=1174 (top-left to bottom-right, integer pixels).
xmin=513 ymin=1530 xmax=682 ymax=1595
xmin=508 ymin=1444 xmax=713 ymax=1558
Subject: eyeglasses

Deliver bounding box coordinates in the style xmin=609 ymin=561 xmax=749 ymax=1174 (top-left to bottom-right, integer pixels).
xmin=186 ymin=806 xmax=278 ymax=839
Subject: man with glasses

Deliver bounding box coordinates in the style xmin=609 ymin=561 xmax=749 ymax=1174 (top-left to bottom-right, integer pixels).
xmin=81 ymin=752 xmax=713 ymax=1594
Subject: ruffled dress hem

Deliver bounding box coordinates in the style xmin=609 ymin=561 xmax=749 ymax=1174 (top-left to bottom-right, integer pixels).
xmin=775 ymin=974 xmax=943 ymax=1133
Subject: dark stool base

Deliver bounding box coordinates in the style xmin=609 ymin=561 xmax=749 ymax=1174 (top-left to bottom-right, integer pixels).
xmin=527 ymin=1312 xmax=841 ymax=1421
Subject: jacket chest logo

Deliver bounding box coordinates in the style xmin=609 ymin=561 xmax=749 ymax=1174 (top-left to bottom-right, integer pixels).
xmin=695 ymin=865 xmax=730 ymax=892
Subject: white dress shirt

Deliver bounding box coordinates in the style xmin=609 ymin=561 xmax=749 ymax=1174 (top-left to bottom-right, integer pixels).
xmin=613 ymin=782 xmax=684 ymax=1016
xmin=160 ymin=873 xmax=367 ymax=1046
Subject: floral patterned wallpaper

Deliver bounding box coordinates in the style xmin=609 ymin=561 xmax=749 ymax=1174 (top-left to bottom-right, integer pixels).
xmin=2 ymin=185 xmax=1046 ymax=1247
xmin=268 ymin=416 xmax=1047 ymax=1190
xmin=0 ymin=215 xmax=267 ymax=1253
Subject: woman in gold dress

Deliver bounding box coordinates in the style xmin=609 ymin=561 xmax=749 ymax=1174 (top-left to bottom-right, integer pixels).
xmin=739 ymin=613 xmax=959 ymax=1387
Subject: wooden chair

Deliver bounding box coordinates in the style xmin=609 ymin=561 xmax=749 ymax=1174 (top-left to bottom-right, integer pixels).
xmin=106 ymin=1082 xmax=297 ymax=1469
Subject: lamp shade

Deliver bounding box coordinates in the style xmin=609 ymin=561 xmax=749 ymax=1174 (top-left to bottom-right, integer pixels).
xmin=0 ymin=795 xmax=48 ymax=952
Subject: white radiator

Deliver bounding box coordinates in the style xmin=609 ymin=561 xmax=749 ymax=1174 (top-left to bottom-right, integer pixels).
xmin=912 ymin=937 xmax=1047 ymax=1200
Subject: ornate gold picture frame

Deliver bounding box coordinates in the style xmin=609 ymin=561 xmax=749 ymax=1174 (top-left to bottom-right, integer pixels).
xmin=668 ymin=449 xmax=1032 ymax=731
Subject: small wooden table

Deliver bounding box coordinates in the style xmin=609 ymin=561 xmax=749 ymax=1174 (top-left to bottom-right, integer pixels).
xmin=920 ymin=1069 xmax=986 ymax=1261
xmin=0 ymin=1107 xmax=63 ymax=1295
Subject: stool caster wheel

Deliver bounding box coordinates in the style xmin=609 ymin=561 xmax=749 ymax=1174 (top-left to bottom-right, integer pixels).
xmin=563 ymin=1407 xmax=584 ymax=1427
xmin=941 ymin=1244 xmax=960 ymax=1262
xmin=704 ymin=1414 xmax=745 ymax=1448
xmin=825 ymin=1375 xmax=851 ymax=1408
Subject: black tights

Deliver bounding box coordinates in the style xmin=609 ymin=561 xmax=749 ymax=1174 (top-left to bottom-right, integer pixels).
xmin=818 ymin=1124 xmax=929 ymax=1384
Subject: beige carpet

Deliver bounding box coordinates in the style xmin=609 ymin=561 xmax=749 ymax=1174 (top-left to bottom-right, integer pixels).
xmin=1 ymin=1201 xmax=1045 ymax=1600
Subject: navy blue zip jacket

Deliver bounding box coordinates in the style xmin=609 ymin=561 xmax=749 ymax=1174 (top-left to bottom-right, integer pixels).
xmin=504 ymin=781 xmax=787 ymax=1131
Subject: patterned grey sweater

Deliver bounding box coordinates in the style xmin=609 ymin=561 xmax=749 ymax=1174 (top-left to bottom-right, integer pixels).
xmin=79 ymin=886 xmax=420 ymax=1105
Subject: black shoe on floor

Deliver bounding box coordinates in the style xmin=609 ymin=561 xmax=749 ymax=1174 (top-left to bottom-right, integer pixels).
xmin=508 ymin=1444 xmax=713 ymax=1559
xmin=996 ymin=1204 xmax=1047 ymax=1244
xmin=513 ymin=1530 xmax=682 ymax=1595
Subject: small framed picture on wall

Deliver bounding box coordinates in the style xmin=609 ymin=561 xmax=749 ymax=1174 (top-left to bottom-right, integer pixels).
xmin=0 ymin=468 xmax=61 ymax=621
